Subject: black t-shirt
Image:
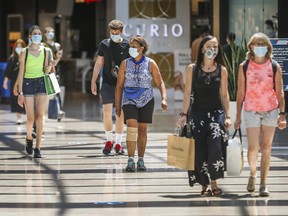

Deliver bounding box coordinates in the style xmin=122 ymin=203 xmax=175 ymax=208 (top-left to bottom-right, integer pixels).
xmin=97 ymin=38 xmax=130 ymax=86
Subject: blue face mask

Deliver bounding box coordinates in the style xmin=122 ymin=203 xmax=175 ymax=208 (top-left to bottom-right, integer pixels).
xmin=129 ymin=47 xmax=139 ymax=58
xmin=110 ymin=34 xmax=121 ymax=42
xmin=31 ymin=35 xmax=42 ymax=44
xmin=46 ymin=32 xmax=54 ymax=40
xmin=253 ymin=46 xmax=267 ymax=57
xmin=15 ymin=47 xmax=23 ymax=55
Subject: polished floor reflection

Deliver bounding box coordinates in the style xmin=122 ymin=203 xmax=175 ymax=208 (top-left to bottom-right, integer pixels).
xmin=0 ymin=92 xmax=288 ymax=216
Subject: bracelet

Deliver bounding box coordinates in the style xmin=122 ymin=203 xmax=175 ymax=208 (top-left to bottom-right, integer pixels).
xmin=279 ymin=112 xmax=286 ymax=116
xmin=179 ymin=112 xmax=187 ymax=117
xmin=225 ymin=116 xmax=231 ymax=119
xmin=18 ymin=92 xmax=23 ymax=95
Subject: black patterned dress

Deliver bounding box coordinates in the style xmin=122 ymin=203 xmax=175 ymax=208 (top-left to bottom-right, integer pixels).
xmin=188 ymin=65 xmax=228 ymax=187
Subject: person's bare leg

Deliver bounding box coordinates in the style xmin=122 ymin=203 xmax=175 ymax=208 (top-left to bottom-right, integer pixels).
xmin=35 ymin=95 xmax=47 ymax=149
xmin=137 ymin=123 xmax=147 ymax=157
xmin=115 ymin=109 xmax=124 ymax=134
xmin=24 ymin=97 xmax=35 ymax=140
xmin=260 ymin=126 xmax=275 ymax=186
xmin=247 ymin=127 xmax=261 ymax=177
xmin=102 ymin=103 xmax=113 ymax=131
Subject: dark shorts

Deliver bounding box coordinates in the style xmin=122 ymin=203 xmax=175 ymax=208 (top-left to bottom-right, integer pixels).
xmin=122 ymin=99 xmax=154 ymax=123
xmin=100 ymin=82 xmax=115 ymax=104
xmin=23 ymin=77 xmax=46 ymax=96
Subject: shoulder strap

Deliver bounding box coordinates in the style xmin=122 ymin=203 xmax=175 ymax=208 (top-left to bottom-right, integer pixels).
xmin=242 ymin=60 xmax=249 ymax=94
xmin=271 ymin=59 xmax=277 ymax=89
xmin=43 ymin=47 xmax=47 ymax=73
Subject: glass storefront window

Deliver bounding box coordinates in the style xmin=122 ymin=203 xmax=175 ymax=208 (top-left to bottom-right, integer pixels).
xmin=229 ymin=0 xmax=278 ymax=43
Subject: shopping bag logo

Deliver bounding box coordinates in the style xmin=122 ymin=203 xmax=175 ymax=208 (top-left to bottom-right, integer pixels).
xmin=44 ymin=73 xmax=61 ymax=96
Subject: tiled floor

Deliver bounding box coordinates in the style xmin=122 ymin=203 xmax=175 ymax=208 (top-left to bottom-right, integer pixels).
xmin=0 ymin=92 xmax=288 ymax=216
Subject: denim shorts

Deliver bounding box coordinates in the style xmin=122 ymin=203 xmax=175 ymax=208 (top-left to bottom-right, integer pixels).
xmin=23 ymin=77 xmax=46 ymax=96
xmin=244 ymin=109 xmax=278 ymax=128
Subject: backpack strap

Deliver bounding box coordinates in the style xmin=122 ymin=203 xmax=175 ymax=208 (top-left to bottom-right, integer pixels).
xmin=271 ymin=59 xmax=277 ymax=89
xmin=43 ymin=47 xmax=47 ymax=73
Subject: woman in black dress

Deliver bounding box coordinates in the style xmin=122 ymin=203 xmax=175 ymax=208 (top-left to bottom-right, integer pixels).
xmin=2 ymin=39 xmax=26 ymax=124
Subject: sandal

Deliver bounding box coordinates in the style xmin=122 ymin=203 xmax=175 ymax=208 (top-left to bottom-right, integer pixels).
xmin=201 ymin=187 xmax=212 ymax=196
xmin=247 ymin=176 xmax=256 ymax=193
xmin=212 ymin=188 xmax=222 ymax=196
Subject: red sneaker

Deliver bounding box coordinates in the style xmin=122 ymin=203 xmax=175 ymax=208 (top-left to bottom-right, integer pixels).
xmin=102 ymin=141 xmax=113 ymax=155
xmin=114 ymin=144 xmax=124 ymax=155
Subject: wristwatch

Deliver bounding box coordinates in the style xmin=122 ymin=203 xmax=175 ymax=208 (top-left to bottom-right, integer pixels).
xmin=279 ymin=111 xmax=286 ymax=116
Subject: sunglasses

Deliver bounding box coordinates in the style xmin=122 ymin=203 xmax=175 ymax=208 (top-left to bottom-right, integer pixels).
xmin=205 ymin=75 xmax=211 ymax=85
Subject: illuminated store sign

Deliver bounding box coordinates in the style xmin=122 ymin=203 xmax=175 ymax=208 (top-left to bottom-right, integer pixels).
xmin=123 ymin=23 xmax=184 ymax=38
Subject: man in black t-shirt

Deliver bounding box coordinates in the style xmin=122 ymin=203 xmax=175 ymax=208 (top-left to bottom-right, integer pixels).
xmin=91 ymin=20 xmax=130 ymax=155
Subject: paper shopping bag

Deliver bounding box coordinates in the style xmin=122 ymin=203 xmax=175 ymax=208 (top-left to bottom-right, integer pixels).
xmin=167 ymin=135 xmax=195 ymax=170
xmin=226 ymin=129 xmax=244 ymax=176
xmin=44 ymin=73 xmax=61 ymax=96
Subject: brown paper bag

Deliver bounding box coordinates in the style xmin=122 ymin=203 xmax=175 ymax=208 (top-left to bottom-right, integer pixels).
xmin=167 ymin=135 xmax=195 ymax=170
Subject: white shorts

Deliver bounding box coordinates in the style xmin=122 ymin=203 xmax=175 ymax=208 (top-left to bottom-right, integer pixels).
xmin=244 ymin=109 xmax=278 ymax=128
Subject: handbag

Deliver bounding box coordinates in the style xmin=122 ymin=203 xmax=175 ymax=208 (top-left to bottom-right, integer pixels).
xmin=48 ymin=96 xmax=61 ymax=119
xmin=44 ymin=73 xmax=61 ymax=96
xmin=167 ymin=131 xmax=195 ymax=170
xmin=124 ymin=87 xmax=146 ymax=100
xmin=226 ymin=129 xmax=244 ymax=176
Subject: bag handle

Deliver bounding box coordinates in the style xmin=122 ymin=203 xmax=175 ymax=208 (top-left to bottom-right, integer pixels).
xmin=232 ymin=128 xmax=242 ymax=144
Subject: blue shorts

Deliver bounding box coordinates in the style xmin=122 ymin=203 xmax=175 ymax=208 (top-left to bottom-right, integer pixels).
xmin=23 ymin=77 xmax=46 ymax=96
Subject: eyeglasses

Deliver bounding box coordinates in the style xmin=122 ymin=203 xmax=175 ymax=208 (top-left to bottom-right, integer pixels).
xmin=205 ymin=75 xmax=211 ymax=85
xmin=253 ymin=42 xmax=267 ymax=47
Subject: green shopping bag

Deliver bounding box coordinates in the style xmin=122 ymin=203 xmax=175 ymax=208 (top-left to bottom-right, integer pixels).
xmin=44 ymin=73 xmax=61 ymax=96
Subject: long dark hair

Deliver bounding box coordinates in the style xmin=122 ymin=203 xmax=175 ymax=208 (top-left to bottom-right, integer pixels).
xmin=196 ymin=35 xmax=225 ymax=68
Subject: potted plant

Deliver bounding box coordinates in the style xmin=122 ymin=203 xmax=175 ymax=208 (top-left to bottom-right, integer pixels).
xmin=223 ymin=39 xmax=247 ymax=101
xmin=223 ymin=38 xmax=247 ymax=134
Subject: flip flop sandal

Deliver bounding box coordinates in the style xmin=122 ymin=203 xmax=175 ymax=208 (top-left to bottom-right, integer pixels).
xmin=212 ymin=188 xmax=222 ymax=196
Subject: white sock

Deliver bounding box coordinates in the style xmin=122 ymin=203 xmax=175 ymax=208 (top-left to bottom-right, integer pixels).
xmin=105 ymin=131 xmax=113 ymax=142
xmin=115 ymin=133 xmax=123 ymax=145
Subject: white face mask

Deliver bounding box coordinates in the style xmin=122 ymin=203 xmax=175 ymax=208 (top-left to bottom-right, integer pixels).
xmin=15 ymin=47 xmax=23 ymax=55
xmin=46 ymin=32 xmax=54 ymax=40
xmin=204 ymin=48 xmax=218 ymax=59
xmin=31 ymin=34 xmax=42 ymax=44
xmin=129 ymin=47 xmax=139 ymax=58
xmin=253 ymin=46 xmax=267 ymax=57
xmin=110 ymin=34 xmax=121 ymax=42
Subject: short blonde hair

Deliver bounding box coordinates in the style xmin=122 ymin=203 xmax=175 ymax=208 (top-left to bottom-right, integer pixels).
xmin=246 ymin=32 xmax=273 ymax=60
